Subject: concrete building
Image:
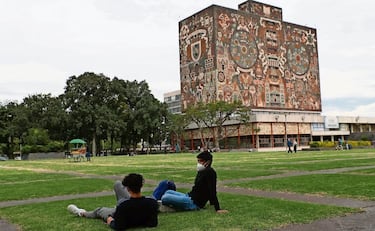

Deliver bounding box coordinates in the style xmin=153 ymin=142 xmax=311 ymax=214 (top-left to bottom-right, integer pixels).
xmin=164 ymin=90 xmax=182 ymax=114
xmin=171 ymin=0 xmax=375 ymax=151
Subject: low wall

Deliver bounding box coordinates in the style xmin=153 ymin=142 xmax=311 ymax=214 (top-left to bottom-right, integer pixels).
xmin=23 ymin=152 xmax=65 ymax=160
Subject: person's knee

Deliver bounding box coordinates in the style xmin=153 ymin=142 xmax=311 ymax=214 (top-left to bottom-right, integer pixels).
xmin=113 ymin=180 xmax=122 ymax=190
xmin=161 ymin=193 xmax=174 ymax=204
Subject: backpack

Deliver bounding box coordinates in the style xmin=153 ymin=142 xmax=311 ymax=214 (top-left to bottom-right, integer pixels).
xmin=152 ymin=180 xmax=176 ymax=200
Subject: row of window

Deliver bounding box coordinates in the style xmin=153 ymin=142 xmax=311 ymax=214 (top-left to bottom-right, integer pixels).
xmin=182 ymin=134 xmax=310 ymax=150
xmin=164 ymin=95 xmax=181 ymax=102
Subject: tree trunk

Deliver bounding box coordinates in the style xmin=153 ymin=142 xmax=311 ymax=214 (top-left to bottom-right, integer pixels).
xmin=92 ymin=134 xmax=96 ymax=156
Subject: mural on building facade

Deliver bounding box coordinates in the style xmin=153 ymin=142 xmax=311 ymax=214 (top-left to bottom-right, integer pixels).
xmin=179 ymin=2 xmax=321 ymax=112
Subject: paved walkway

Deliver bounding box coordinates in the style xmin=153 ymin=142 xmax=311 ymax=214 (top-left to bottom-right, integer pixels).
xmin=1 ymin=166 xmax=375 ymax=230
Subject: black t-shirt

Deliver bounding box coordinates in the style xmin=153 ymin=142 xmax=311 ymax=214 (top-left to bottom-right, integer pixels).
xmin=189 ymin=167 xmax=221 ymax=211
xmin=110 ymin=196 xmax=158 ymax=230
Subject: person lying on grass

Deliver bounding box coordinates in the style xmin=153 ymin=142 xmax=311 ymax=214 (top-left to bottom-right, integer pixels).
xmin=67 ymin=173 xmax=158 ymax=230
xmin=161 ymin=150 xmax=229 ymax=214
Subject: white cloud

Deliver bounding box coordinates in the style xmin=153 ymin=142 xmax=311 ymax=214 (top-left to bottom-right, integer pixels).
xmin=0 ymin=62 xmax=66 ymax=101
xmin=0 ymin=0 xmax=374 ymax=118
xmin=321 ymin=68 xmax=375 ymax=99
xmin=323 ymin=102 xmax=375 ymax=117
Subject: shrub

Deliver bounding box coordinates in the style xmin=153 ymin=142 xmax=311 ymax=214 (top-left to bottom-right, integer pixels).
xmin=310 ymin=140 xmax=372 ymax=148
xmin=309 ymin=141 xmax=319 ymax=148
xmin=21 ymin=145 xmax=32 ymax=154
xmin=47 ymin=141 xmax=64 ymax=152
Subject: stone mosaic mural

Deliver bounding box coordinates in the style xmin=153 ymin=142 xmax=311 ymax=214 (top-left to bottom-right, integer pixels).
xmin=179 ymin=1 xmax=321 ymax=112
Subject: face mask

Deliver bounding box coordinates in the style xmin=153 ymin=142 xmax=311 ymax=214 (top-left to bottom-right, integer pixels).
xmin=197 ymin=163 xmax=206 ymax=172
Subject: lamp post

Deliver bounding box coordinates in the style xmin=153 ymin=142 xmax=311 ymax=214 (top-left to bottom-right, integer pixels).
xmin=7 ymin=114 xmax=13 ymax=158
xmin=284 ymin=113 xmax=287 ymax=150
xmin=273 ymin=115 xmax=279 ymax=148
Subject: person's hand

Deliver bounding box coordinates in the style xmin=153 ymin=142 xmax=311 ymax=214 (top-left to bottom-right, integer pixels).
xmin=216 ymin=209 xmax=229 ymax=214
xmin=106 ymin=216 xmax=114 ymax=225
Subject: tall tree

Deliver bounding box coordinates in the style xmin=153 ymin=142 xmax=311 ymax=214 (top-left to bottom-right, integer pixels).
xmin=118 ymin=80 xmax=167 ymax=153
xmin=21 ymin=94 xmax=68 ymax=141
xmin=166 ymin=113 xmax=190 ymax=149
xmin=63 ymin=72 xmax=112 ymax=154
xmin=0 ymin=102 xmax=29 ymax=157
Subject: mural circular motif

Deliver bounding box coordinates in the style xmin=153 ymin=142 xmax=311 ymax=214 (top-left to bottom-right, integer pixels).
xmin=230 ymin=30 xmax=258 ymax=69
xmin=217 ymin=71 xmax=225 ymax=82
xmin=287 ymin=42 xmax=310 ymax=75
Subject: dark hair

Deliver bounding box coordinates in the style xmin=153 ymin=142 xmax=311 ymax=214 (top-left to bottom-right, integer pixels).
xmin=197 ymin=151 xmax=213 ymax=167
xmin=197 ymin=151 xmax=212 ymax=161
xmin=122 ymin=173 xmax=144 ymax=193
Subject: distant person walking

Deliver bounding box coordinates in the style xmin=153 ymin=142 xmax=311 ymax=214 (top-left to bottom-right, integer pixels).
xmin=337 ymin=138 xmax=343 ymax=150
xmin=287 ymin=138 xmax=293 ymax=153
xmin=293 ymin=139 xmax=298 ymax=153
xmin=85 ymin=150 xmax=91 ymax=161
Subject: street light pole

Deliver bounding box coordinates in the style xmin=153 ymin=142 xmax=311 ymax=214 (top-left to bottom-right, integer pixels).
xmin=284 ymin=113 xmax=287 ymax=151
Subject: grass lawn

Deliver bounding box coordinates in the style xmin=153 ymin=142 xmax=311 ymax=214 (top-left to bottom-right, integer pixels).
xmin=229 ymin=174 xmax=375 ymax=200
xmin=0 ymin=194 xmax=355 ymax=231
xmin=0 ymin=149 xmax=374 ymax=230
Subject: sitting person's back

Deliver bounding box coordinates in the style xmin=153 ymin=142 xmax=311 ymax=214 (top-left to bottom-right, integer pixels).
xmin=112 ymin=196 xmax=158 ymax=230
xmin=67 ymin=173 xmax=158 ymax=231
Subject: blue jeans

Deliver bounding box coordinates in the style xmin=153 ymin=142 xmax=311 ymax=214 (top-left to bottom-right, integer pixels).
xmin=161 ymin=190 xmax=198 ymax=211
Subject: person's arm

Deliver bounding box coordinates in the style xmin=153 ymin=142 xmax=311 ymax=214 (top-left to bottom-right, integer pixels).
xmin=206 ymin=170 xmax=221 ymax=211
xmin=146 ymin=201 xmax=159 ymax=227
xmin=106 ymin=216 xmax=116 ymax=229
xmin=207 ymin=169 xmax=228 ymax=213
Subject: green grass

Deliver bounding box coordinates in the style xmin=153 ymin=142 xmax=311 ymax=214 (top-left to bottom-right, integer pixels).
xmin=0 ymin=194 xmax=355 ymax=231
xmin=0 ymin=168 xmax=113 ymax=201
xmin=0 ymin=149 xmax=374 ymax=230
xmin=230 ymin=174 xmax=375 ymax=200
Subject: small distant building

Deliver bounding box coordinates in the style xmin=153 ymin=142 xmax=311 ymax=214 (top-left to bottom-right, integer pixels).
xmin=164 ymin=90 xmax=181 ymax=114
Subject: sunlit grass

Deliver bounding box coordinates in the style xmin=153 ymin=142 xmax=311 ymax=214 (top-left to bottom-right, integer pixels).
xmin=0 ymin=194 xmax=355 ymax=231
xmin=0 ymin=149 xmax=374 ymax=230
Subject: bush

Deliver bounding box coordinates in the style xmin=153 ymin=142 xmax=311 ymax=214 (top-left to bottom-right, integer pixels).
xmin=0 ymin=143 xmax=6 ymax=154
xmin=21 ymin=142 xmax=64 ymax=154
xmin=310 ymin=140 xmax=372 ymax=148
xmin=309 ymin=141 xmax=319 ymax=148
xmin=347 ymin=140 xmax=371 ymax=147
xmin=21 ymin=145 xmax=32 ymax=154
xmin=309 ymin=141 xmax=335 ymax=148
xmin=47 ymin=141 xmax=64 ymax=152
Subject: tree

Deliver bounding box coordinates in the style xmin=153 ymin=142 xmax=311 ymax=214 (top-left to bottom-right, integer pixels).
xmin=166 ymin=113 xmax=190 ymax=150
xmin=116 ymin=79 xmax=167 ymax=153
xmin=21 ymin=94 xmax=68 ymax=141
xmin=185 ymin=101 xmax=251 ymax=150
xmin=0 ymin=73 xmax=168 ymax=156
xmin=0 ymin=102 xmax=29 ymax=157
xmin=63 ymin=72 xmax=112 ymax=154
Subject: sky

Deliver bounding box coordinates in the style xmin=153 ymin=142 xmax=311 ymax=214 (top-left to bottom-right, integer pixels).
xmin=0 ymin=0 xmax=374 ymax=117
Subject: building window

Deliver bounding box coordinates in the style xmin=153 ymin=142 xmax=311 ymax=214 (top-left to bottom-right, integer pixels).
xmin=311 ymin=123 xmax=324 ymax=131
xmin=273 ymin=135 xmax=284 ymax=147
xmin=259 ymin=135 xmax=271 ymax=148
xmin=300 ymin=135 xmax=310 ymax=146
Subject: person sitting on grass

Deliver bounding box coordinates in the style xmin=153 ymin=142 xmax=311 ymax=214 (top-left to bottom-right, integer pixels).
xmin=161 ymin=150 xmax=228 ymax=214
xmin=67 ymin=173 xmax=158 ymax=230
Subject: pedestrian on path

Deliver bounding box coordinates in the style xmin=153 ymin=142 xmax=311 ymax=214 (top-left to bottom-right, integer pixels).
xmin=85 ymin=150 xmax=91 ymax=161
xmin=287 ymin=138 xmax=293 ymax=153
xmin=67 ymin=173 xmax=158 ymax=230
xmin=293 ymin=139 xmax=298 ymax=153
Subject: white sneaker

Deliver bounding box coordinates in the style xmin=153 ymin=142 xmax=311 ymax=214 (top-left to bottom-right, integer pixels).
xmin=67 ymin=204 xmax=86 ymax=217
